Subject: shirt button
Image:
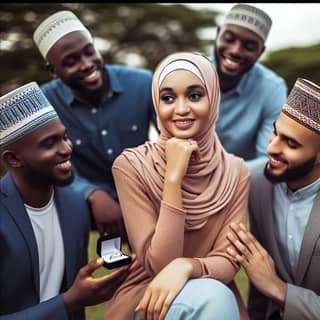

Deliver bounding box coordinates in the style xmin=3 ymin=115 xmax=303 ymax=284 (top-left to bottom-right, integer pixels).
xmin=75 ymin=139 xmax=82 ymax=145
xmin=91 ymin=108 xmax=97 ymax=114
xmin=288 ymin=234 xmax=293 ymax=239
xmin=107 ymin=148 xmax=113 ymax=155
xmin=101 ymin=129 xmax=108 ymax=136
xmin=131 ymin=124 xmax=138 ymax=132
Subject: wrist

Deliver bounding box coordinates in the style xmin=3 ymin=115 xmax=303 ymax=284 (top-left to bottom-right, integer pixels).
xmin=63 ymin=290 xmax=79 ymax=313
xmin=268 ymin=278 xmax=287 ymax=306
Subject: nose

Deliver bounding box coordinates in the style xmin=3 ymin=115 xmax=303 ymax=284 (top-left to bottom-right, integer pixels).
xmin=59 ymin=138 xmax=73 ymax=155
xmin=80 ymin=55 xmax=93 ymax=71
xmin=267 ymin=134 xmax=281 ymax=156
xmin=229 ymin=40 xmax=244 ymax=58
xmin=175 ymin=97 xmax=190 ymax=115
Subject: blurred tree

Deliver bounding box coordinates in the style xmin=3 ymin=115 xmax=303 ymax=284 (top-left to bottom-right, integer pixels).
xmin=262 ymin=43 xmax=320 ymax=91
xmin=0 ymin=3 xmax=219 ymax=95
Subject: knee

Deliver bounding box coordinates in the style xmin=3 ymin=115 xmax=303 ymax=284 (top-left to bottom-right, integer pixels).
xmin=169 ymin=279 xmax=240 ymax=320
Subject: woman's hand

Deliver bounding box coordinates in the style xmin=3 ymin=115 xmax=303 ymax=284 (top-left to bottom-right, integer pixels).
xmin=165 ymin=137 xmax=200 ymax=184
xmin=136 ymin=257 xmax=200 ymax=320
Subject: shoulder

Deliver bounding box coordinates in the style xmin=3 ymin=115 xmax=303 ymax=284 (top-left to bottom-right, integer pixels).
xmin=252 ymin=63 xmax=287 ymax=88
xmin=249 ymin=161 xmax=270 ymax=191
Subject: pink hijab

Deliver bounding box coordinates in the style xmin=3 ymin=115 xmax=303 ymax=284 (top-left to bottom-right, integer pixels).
xmin=121 ymin=52 xmax=242 ymax=230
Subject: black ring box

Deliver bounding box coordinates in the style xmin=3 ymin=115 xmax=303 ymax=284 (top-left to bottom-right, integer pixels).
xmin=97 ymin=233 xmax=132 ymax=269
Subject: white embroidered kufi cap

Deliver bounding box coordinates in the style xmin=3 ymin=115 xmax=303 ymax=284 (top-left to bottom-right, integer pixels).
xmin=0 ymin=82 xmax=58 ymax=147
xmin=33 ymin=10 xmax=93 ymax=59
xmin=282 ymin=78 xmax=320 ymax=134
xmin=222 ymin=4 xmax=272 ymax=42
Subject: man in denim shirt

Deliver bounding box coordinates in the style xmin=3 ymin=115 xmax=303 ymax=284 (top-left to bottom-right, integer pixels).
xmin=211 ymin=4 xmax=287 ymax=170
xmin=33 ymin=10 xmax=157 ymax=237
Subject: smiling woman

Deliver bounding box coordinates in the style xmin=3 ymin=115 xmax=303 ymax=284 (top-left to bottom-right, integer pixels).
xmin=102 ymin=52 xmax=251 ymax=320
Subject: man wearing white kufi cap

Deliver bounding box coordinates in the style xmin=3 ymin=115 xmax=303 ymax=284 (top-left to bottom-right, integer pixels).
xmin=209 ymin=3 xmax=287 ymax=171
xmin=33 ymin=10 xmax=157 ymax=239
xmin=0 ymin=82 xmax=133 ymax=319
xmin=226 ymin=78 xmax=320 ymax=319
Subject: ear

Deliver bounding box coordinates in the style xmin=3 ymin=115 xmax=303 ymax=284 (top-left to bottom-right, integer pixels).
xmin=2 ymin=150 xmax=23 ymax=168
xmin=45 ymin=62 xmax=57 ymax=78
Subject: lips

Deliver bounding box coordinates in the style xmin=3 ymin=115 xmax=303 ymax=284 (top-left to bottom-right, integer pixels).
xmin=268 ymin=157 xmax=287 ymax=170
xmin=56 ymin=159 xmax=72 ymax=172
xmin=81 ymin=69 xmax=101 ymax=84
xmin=173 ymin=119 xmax=195 ymax=130
xmin=221 ymin=56 xmax=244 ymax=73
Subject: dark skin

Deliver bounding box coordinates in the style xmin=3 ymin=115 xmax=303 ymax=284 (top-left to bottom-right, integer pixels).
xmin=214 ymin=24 xmax=265 ymax=92
xmin=1 ymin=118 xmax=135 ymax=312
xmin=45 ymin=31 xmax=125 ymax=238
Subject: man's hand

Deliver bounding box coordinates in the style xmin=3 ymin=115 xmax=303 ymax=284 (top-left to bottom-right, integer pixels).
xmin=63 ymin=255 xmax=136 ymax=312
xmin=226 ymin=223 xmax=287 ymax=305
xmin=88 ymin=189 xmax=127 ymax=240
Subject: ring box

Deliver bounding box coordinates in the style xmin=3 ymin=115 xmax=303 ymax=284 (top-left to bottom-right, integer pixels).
xmin=97 ymin=234 xmax=132 ymax=269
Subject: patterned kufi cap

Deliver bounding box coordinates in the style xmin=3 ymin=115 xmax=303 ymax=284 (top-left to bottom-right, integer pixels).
xmin=222 ymin=4 xmax=272 ymax=42
xmin=33 ymin=10 xmax=93 ymax=59
xmin=0 ymin=82 xmax=58 ymax=147
xmin=282 ymin=78 xmax=320 ymax=134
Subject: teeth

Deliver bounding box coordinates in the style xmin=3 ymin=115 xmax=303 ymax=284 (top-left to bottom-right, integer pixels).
xmin=175 ymin=120 xmax=192 ymax=124
xmin=85 ymin=70 xmax=97 ymax=80
xmin=57 ymin=160 xmax=71 ymax=169
xmin=225 ymin=58 xmax=239 ymax=66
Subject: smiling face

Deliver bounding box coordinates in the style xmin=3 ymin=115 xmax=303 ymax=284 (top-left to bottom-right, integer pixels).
xmin=264 ymin=112 xmax=320 ymax=189
xmin=10 ymin=118 xmax=74 ymax=187
xmin=214 ymin=24 xmax=265 ymax=89
xmin=46 ymin=30 xmax=105 ymax=98
xmin=158 ymin=69 xmax=210 ymax=140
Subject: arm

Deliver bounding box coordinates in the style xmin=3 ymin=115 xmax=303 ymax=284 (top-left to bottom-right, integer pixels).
xmin=197 ymin=162 xmax=250 ymax=284
xmin=246 ymin=81 xmax=287 ymax=170
xmin=0 ymin=258 xmax=134 ymax=320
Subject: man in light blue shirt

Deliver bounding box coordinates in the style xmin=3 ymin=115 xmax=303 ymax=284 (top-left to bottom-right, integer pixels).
xmin=211 ymin=4 xmax=287 ymax=169
xmin=227 ymin=78 xmax=320 ymax=320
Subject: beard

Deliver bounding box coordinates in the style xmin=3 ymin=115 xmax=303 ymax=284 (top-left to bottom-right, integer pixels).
xmin=264 ymin=155 xmax=317 ymax=183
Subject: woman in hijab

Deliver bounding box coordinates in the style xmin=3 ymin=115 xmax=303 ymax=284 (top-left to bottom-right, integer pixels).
xmin=104 ymin=52 xmax=250 ymax=320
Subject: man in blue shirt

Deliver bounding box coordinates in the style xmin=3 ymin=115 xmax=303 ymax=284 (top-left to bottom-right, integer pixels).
xmin=33 ymin=10 xmax=157 ymax=237
xmin=211 ymin=4 xmax=288 ymax=169
xmin=227 ymin=78 xmax=320 ymax=319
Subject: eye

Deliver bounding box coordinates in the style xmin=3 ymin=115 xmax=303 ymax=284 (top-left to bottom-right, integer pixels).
xmin=63 ymin=56 xmax=77 ymax=68
xmin=160 ymin=94 xmax=174 ymax=104
xmin=287 ymin=139 xmax=298 ymax=149
xmin=189 ymin=92 xmax=203 ymax=101
xmin=222 ymin=32 xmax=235 ymax=43
xmin=244 ymin=41 xmax=259 ymax=52
xmin=40 ymin=138 xmax=55 ymax=149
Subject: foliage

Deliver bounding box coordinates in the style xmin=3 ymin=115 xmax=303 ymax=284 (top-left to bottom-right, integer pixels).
xmin=262 ymin=43 xmax=320 ymax=91
xmin=0 ymin=3 xmax=218 ymax=95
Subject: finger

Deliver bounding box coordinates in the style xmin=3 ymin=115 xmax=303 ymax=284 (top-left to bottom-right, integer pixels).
xmin=159 ymin=292 xmax=176 ymax=320
xmin=229 ymin=223 xmax=256 ymax=255
xmin=227 ymin=232 xmax=252 ymax=258
xmin=153 ymin=294 xmax=166 ymax=320
xmin=136 ymin=289 xmax=152 ymax=320
xmin=79 ymin=258 xmax=104 ymax=277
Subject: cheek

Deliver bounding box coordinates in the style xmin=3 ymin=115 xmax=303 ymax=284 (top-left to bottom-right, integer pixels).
xmin=158 ymin=104 xmax=173 ymax=122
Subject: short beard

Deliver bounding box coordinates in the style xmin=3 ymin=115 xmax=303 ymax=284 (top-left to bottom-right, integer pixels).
xmin=264 ymin=155 xmax=317 ymax=184
xmin=54 ymin=170 xmax=75 ymax=187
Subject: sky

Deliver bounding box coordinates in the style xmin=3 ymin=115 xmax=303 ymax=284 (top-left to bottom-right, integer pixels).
xmin=181 ymin=3 xmax=320 ymax=53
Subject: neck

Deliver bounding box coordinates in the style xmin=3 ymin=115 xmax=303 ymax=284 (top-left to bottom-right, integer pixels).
xmin=287 ymin=166 xmax=320 ymax=192
xmin=12 ymin=174 xmax=53 ymax=208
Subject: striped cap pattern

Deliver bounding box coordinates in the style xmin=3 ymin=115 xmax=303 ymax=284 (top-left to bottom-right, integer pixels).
xmin=0 ymin=82 xmax=58 ymax=146
xmin=282 ymin=78 xmax=320 ymax=134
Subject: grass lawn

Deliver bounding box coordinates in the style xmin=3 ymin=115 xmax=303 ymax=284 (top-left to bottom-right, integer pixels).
xmin=85 ymin=231 xmax=249 ymax=320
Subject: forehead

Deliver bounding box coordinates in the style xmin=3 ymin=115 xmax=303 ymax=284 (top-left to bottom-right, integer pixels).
xmin=219 ymin=24 xmax=263 ymax=43
xmin=277 ymin=112 xmax=320 ymax=145
xmin=47 ymin=30 xmax=93 ymax=61
xmin=160 ymin=69 xmax=204 ymax=88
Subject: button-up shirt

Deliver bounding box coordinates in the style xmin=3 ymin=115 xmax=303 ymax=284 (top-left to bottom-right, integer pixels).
xmin=41 ymin=64 xmax=157 ymax=200
xmin=273 ymin=178 xmax=320 ymax=278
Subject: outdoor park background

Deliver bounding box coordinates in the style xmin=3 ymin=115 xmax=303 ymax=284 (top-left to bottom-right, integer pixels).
xmin=1 ymin=3 xmax=320 ymax=319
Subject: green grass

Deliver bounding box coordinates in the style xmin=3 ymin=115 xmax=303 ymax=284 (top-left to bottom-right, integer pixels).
xmin=85 ymin=231 xmax=249 ymax=320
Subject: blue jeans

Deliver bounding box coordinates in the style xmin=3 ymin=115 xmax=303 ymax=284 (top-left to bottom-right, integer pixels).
xmin=135 ymin=278 xmax=240 ymax=319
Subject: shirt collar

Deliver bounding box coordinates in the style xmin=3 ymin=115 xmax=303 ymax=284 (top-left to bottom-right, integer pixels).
xmin=61 ymin=65 xmax=124 ymax=106
xmin=279 ymin=178 xmax=320 ymax=200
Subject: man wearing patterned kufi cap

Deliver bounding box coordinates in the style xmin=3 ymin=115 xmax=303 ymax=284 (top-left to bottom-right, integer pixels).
xmin=209 ymin=3 xmax=287 ymax=170
xmin=226 ymin=78 xmax=320 ymax=319
xmin=0 ymin=82 xmax=132 ymax=319
xmin=33 ymin=10 xmax=157 ymax=239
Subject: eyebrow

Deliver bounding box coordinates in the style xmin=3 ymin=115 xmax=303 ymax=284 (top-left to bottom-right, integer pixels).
xmin=159 ymin=84 xmax=205 ymax=93
xmin=273 ymin=121 xmax=302 ymax=146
